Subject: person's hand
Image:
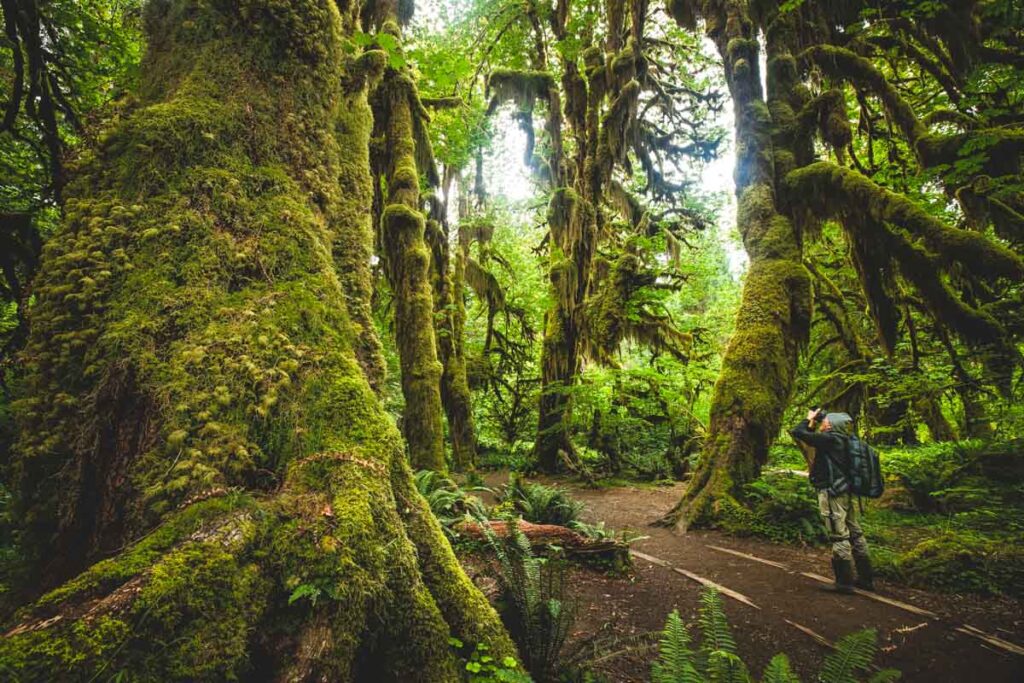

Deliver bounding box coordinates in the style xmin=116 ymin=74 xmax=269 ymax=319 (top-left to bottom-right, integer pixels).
xmin=807 ymin=409 xmax=818 ymax=422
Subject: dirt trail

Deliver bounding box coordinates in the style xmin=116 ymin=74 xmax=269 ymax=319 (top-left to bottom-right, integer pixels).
xmin=484 ymin=474 xmax=1024 ymax=682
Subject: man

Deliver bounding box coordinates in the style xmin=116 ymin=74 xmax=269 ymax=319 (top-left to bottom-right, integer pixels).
xmin=790 ymin=410 xmax=874 ymax=593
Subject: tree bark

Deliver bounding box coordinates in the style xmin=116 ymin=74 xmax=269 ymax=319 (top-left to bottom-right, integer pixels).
xmin=1 ymin=1 xmax=514 ymax=678
xmin=661 ymin=0 xmax=811 ymax=530
xmin=374 ymin=39 xmax=447 ymax=472
xmin=430 ymin=192 xmax=479 ymax=472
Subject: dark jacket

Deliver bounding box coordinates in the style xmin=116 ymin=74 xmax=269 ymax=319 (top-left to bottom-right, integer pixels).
xmin=789 ymin=419 xmax=850 ymax=491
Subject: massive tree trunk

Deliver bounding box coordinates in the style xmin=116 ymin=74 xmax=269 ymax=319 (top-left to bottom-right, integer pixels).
xmin=1 ymin=1 xmax=514 ymax=678
xmin=373 ymin=26 xmax=447 ymax=472
xmin=662 ymin=0 xmax=811 ymax=530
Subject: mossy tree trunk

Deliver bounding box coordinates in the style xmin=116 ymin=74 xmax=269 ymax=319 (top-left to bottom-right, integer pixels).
xmin=1 ymin=1 xmax=515 ymax=678
xmin=662 ymin=0 xmax=811 ymax=530
xmin=429 ymin=176 xmax=478 ymax=472
xmin=372 ymin=21 xmax=447 ymax=473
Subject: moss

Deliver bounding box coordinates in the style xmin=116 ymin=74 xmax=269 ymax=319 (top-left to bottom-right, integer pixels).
xmin=788 ymin=161 xmax=1024 ymax=280
xmin=375 ymin=70 xmax=447 ymax=472
xmin=885 ymin=532 xmax=1024 ymax=598
xmin=3 ymin=0 xmax=516 ymax=678
xmin=487 ymin=68 xmax=556 ymax=112
xmin=802 ymin=44 xmax=926 ymax=146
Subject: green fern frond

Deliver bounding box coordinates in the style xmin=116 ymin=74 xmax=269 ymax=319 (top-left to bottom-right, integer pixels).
xmin=651 ymin=609 xmax=700 ymax=683
xmin=699 ymin=588 xmax=737 ymax=657
xmin=706 ymin=650 xmax=751 ymax=683
xmin=866 ymin=669 xmax=901 ymax=683
xmin=762 ymin=653 xmax=800 ymax=683
xmin=819 ymin=629 xmax=878 ymax=683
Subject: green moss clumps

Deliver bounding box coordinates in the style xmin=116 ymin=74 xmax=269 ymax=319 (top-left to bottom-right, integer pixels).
xmin=3 ymin=0 xmax=517 ymax=677
xmin=2 ymin=503 xmax=268 ymax=680
xmin=487 ymin=68 xmax=556 ymax=112
xmin=373 ymin=65 xmax=447 ymax=473
xmin=882 ymin=532 xmax=1024 ymax=598
xmin=802 ymin=44 xmax=926 ymax=146
xmin=788 ymin=161 xmax=1023 ymax=280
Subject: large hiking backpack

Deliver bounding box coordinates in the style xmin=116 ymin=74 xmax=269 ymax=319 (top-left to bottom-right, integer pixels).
xmin=845 ymin=435 xmax=884 ymax=498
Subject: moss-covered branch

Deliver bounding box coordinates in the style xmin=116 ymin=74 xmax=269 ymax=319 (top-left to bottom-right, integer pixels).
xmin=787 ymin=161 xmax=1024 ymax=282
xmin=802 ymin=44 xmax=927 ymax=147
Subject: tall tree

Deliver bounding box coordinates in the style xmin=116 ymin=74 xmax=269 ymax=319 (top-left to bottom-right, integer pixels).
xmin=370 ymin=14 xmax=448 ymax=472
xmin=477 ymin=0 xmax=722 ymax=472
xmin=663 ymin=0 xmax=1024 ymax=529
xmin=1 ymin=0 xmax=515 ymax=677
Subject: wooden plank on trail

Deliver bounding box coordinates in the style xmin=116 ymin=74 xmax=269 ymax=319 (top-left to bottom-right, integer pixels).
xmin=632 ymin=550 xmax=760 ymax=610
xmin=955 ymin=624 xmax=1024 ymax=657
xmin=706 ymin=544 xmax=790 ymax=571
xmin=800 ymin=572 xmax=939 ymax=618
xmin=783 ymin=619 xmax=833 ymax=648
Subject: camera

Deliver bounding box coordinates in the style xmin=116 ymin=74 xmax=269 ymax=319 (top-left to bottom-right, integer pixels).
xmin=810 ymin=407 xmax=827 ymax=422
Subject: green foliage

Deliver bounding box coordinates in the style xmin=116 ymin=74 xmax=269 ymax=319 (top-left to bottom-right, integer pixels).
xmin=650 ymin=589 xmax=897 ymax=683
xmin=414 ymin=469 xmax=490 ymax=537
xmin=651 ymin=610 xmax=700 ymax=683
xmin=709 ymin=471 xmax=826 ymax=545
xmin=449 ymin=638 xmax=533 ymax=683
xmin=483 ymin=519 xmax=576 ymax=682
xmin=499 ymin=475 xmax=585 ymax=526
xmin=860 ymin=440 xmax=1024 ymax=597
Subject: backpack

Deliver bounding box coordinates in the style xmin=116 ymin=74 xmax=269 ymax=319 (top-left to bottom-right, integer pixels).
xmin=844 ymin=435 xmax=884 ymax=499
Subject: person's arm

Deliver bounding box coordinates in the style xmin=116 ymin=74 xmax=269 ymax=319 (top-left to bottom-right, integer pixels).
xmin=789 ymin=411 xmax=838 ymax=450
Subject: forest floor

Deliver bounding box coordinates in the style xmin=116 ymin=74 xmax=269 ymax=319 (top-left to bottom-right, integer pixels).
xmin=475 ymin=472 xmax=1024 ymax=682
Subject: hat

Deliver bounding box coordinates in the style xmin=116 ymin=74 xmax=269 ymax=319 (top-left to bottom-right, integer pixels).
xmin=825 ymin=412 xmax=853 ymax=435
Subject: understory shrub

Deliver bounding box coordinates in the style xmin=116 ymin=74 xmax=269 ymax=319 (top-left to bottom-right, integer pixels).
xmin=715 ymin=472 xmax=825 ymax=545
xmin=651 ymin=587 xmax=898 ymax=683
xmin=414 ymin=469 xmax=489 ymax=538
xmin=876 ymin=530 xmax=1024 ymax=598
xmin=500 ymin=475 xmax=586 ymax=526
xmin=867 ymin=439 xmax=1024 ymax=597
xmin=483 ymin=520 xmax=577 ymax=683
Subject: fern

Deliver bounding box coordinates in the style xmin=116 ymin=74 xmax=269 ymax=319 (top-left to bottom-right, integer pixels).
xmin=761 ymin=654 xmax=800 ymax=683
xmin=500 ymin=475 xmax=585 ymax=526
xmin=651 ymin=610 xmax=700 ymax=683
xmin=706 ymin=650 xmax=751 ymax=683
xmin=818 ymin=629 xmax=879 ymax=683
xmin=649 ymin=590 xmax=892 ymax=683
xmin=483 ymin=519 xmax=576 ymax=682
xmin=698 ymin=588 xmax=737 ymax=657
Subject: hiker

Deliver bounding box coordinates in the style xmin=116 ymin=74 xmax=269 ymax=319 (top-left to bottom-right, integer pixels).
xmin=790 ymin=410 xmax=875 ymax=594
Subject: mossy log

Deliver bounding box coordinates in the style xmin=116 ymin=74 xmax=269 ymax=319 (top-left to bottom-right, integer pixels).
xmin=0 ymin=1 xmax=515 ymax=678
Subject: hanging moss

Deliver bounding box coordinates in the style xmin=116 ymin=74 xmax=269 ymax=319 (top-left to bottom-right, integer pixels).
xmin=486 ymin=68 xmax=555 ymax=112
xmin=803 ymin=44 xmax=926 ymax=147
xmin=2 ymin=1 xmax=516 ymax=677
xmin=787 ymin=161 xmax=1024 ymax=282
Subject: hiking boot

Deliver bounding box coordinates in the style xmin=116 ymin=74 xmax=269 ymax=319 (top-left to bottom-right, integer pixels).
xmin=854 ymin=553 xmax=875 ymax=591
xmin=824 ymin=557 xmax=856 ymax=594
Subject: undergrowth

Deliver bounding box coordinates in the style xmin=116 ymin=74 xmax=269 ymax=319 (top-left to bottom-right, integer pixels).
xmin=651 ymin=587 xmax=898 ymax=683
xmin=727 ymin=440 xmax=1024 ymax=598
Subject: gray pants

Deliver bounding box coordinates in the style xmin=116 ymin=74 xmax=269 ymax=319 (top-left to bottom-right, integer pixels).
xmin=818 ymin=490 xmax=869 ymax=561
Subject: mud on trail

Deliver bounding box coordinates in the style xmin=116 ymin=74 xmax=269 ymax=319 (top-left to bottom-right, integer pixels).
xmin=480 ymin=474 xmax=1024 ymax=682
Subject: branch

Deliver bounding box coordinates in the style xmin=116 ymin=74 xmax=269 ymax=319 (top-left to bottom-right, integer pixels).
xmin=787 ymin=161 xmax=1024 ymax=282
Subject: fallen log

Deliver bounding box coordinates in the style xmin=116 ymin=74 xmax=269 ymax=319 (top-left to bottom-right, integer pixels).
xmin=456 ymin=519 xmax=631 ymax=568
